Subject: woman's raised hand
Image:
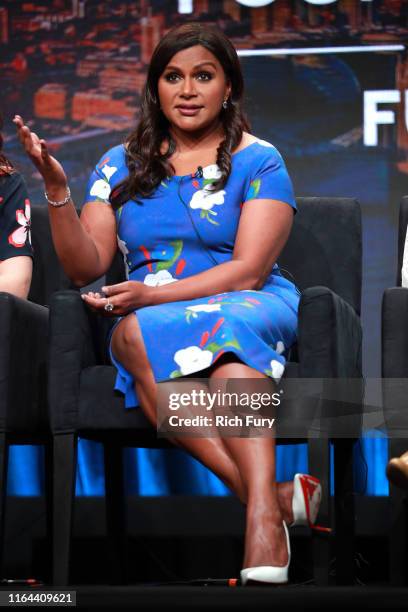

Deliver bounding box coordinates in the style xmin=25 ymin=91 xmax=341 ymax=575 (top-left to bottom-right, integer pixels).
xmin=13 ymin=115 xmax=68 ymax=191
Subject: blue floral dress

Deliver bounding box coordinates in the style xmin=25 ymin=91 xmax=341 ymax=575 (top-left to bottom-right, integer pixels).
xmin=84 ymin=138 xmax=300 ymax=409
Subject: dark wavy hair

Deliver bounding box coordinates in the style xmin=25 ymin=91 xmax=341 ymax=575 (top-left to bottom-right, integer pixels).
xmin=110 ymin=22 xmax=251 ymax=209
xmin=0 ymin=113 xmax=14 ymax=175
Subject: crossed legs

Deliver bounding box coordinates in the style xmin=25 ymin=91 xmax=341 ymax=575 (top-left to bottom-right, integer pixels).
xmin=207 ymin=357 xmax=288 ymax=568
xmin=111 ymin=312 xmax=293 ymax=568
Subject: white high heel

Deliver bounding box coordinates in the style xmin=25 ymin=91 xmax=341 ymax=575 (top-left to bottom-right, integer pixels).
xmin=240 ymin=522 xmax=290 ymax=585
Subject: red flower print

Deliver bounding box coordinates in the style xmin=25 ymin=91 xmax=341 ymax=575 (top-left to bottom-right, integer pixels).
xmin=211 ymin=317 xmax=225 ymax=336
xmin=175 ymin=259 xmax=186 ymax=275
xmin=98 ymin=156 xmax=110 ymax=168
xmin=246 ymin=298 xmax=261 ymax=305
xmin=139 ymin=245 xmax=153 ymax=272
xmin=200 ymin=331 xmax=210 ymax=347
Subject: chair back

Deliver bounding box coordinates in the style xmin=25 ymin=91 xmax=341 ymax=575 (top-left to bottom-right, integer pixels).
xmin=28 ymin=206 xmax=75 ymax=306
xmin=279 ymin=197 xmax=362 ymax=315
xmin=396 ymin=196 xmax=408 ymax=286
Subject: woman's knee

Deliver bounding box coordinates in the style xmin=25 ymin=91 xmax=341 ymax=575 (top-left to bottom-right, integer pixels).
xmin=111 ymin=313 xmax=146 ymax=368
xmin=209 ymin=352 xmax=247 ymax=379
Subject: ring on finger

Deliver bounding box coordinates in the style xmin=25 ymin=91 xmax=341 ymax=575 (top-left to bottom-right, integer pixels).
xmin=104 ymin=298 xmax=114 ymax=312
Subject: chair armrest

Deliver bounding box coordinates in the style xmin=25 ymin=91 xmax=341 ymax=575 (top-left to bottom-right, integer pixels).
xmin=297 ymin=287 xmax=363 ymax=437
xmin=382 ymin=287 xmax=408 ymax=378
xmin=382 ymin=287 xmax=408 ymax=434
xmin=48 ymin=290 xmax=99 ymax=433
xmin=0 ymin=292 xmax=48 ymax=429
xmin=298 ymin=286 xmax=362 ymax=378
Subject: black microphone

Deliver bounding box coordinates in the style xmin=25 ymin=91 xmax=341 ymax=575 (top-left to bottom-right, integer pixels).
xmin=195 ymin=166 xmax=203 ymax=178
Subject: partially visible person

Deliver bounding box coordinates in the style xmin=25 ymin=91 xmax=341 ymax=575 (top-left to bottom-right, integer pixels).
xmin=0 ymin=114 xmax=33 ymax=298
xmin=387 ymin=452 xmax=408 ymax=490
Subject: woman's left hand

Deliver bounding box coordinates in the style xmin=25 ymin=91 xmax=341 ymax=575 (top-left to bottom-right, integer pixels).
xmin=81 ymin=281 xmax=153 ymax=316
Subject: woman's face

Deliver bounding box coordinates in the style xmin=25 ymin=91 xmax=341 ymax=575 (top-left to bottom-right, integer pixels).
xmin=157 ymin=45 xmax=231 ymax=135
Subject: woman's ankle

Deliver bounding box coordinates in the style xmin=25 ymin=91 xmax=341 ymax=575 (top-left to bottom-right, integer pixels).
xmin=243 ymin=518 xmax=288 ymax=568
xmin=277 ymin=481 xmax=294 ymax=524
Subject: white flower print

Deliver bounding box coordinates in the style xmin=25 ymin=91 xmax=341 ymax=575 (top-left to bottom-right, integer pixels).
xmin=270 ymin=359 xmax=285 ymax=382
xmin=8 ymin=199 xmax=31 ymax=247
xmin=143 ymin=270 xmax=178 ymax=287
xmin=202 ymin=164 xmax=222 ymax=180
xmin=174 ymin=346 xmax=214 ymax=376
xmin=189 ymin=188 xmax=226 ymax=211
xmin=101 ymin=164 xmax=117 ymax=180
xmin=276 ymin=341 xmax=285 ymax=355
xmin=186 ymin=304 xmax=222 ymax=313
xmin=90 ymin=179 xmax=111 ymax=200
xmin=117 ymin=236 xmax=129 ymax=279
xmin=117 ymin=237 xmax=129 ymax=257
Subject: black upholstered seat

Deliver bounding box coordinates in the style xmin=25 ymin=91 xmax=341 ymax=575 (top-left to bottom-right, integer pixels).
xmin=382 ymin=195 xmax=408 ymax=585
xmin=48 ymin=197 xmax=363 ymax=586
xmin=0 ymin=204 xmax=73 ymax=580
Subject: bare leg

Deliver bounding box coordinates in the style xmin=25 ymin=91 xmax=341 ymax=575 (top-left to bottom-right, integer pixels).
xmin=111 ymin=313 xmax=247 ymax=501
xmin=110 ymin=314 xmax=294 ymax=521
xmin=209 ymin=354 xmax=288 ymax=569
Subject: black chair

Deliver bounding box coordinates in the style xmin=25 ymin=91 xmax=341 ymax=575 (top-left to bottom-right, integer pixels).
xmin=0 ymin=205 xmax=72 ymax=580
xmin=48 ymin=197 xmax=363 ymax=586
xmin=382 ymin=195 xmax=408 ymax=585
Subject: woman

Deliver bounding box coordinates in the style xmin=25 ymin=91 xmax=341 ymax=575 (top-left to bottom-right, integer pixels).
xmin=14 ymin=22 xmax=322 ymax=585
xmin=0 ymin=114 xmax=32 ymax=298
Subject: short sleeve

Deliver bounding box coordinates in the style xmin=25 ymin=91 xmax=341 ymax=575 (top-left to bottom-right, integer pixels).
xmin=242 ymin=145 xmax=296 ymax=213
xmin=0 ymin=172 xmax=33 ymax=261
xmin=83 ymin=144 xmax=125 ymax=206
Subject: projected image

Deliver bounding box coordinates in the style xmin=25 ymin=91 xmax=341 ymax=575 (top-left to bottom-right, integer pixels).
xmin=0 ymin=0 xmax=407 ymax=203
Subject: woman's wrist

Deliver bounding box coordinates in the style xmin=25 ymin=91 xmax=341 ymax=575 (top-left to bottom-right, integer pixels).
xmin=143 ymin=284 xmax=160 ymax=306
xmin=147 ymin=282 xmax=184 ymax=306
xmin=44 ymin=183 xmax=69 ymax=200
xmin=44 ymin=183 xmax=71 ymax=207
xmin=145 ymin=285 xmax=159 ymax=306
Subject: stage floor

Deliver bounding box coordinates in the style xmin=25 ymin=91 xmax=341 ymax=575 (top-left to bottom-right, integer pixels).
xmin=1 ymin=585 xmax=407 ymax=610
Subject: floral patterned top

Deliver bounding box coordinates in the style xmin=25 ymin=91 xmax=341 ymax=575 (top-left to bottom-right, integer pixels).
xmin=85 ymin=138 xmax=296 ymax=289
xmin=0 ymin=171 xmax=33 ymax=261
xmin=84 ymin=138 xmax=300 ymax=409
